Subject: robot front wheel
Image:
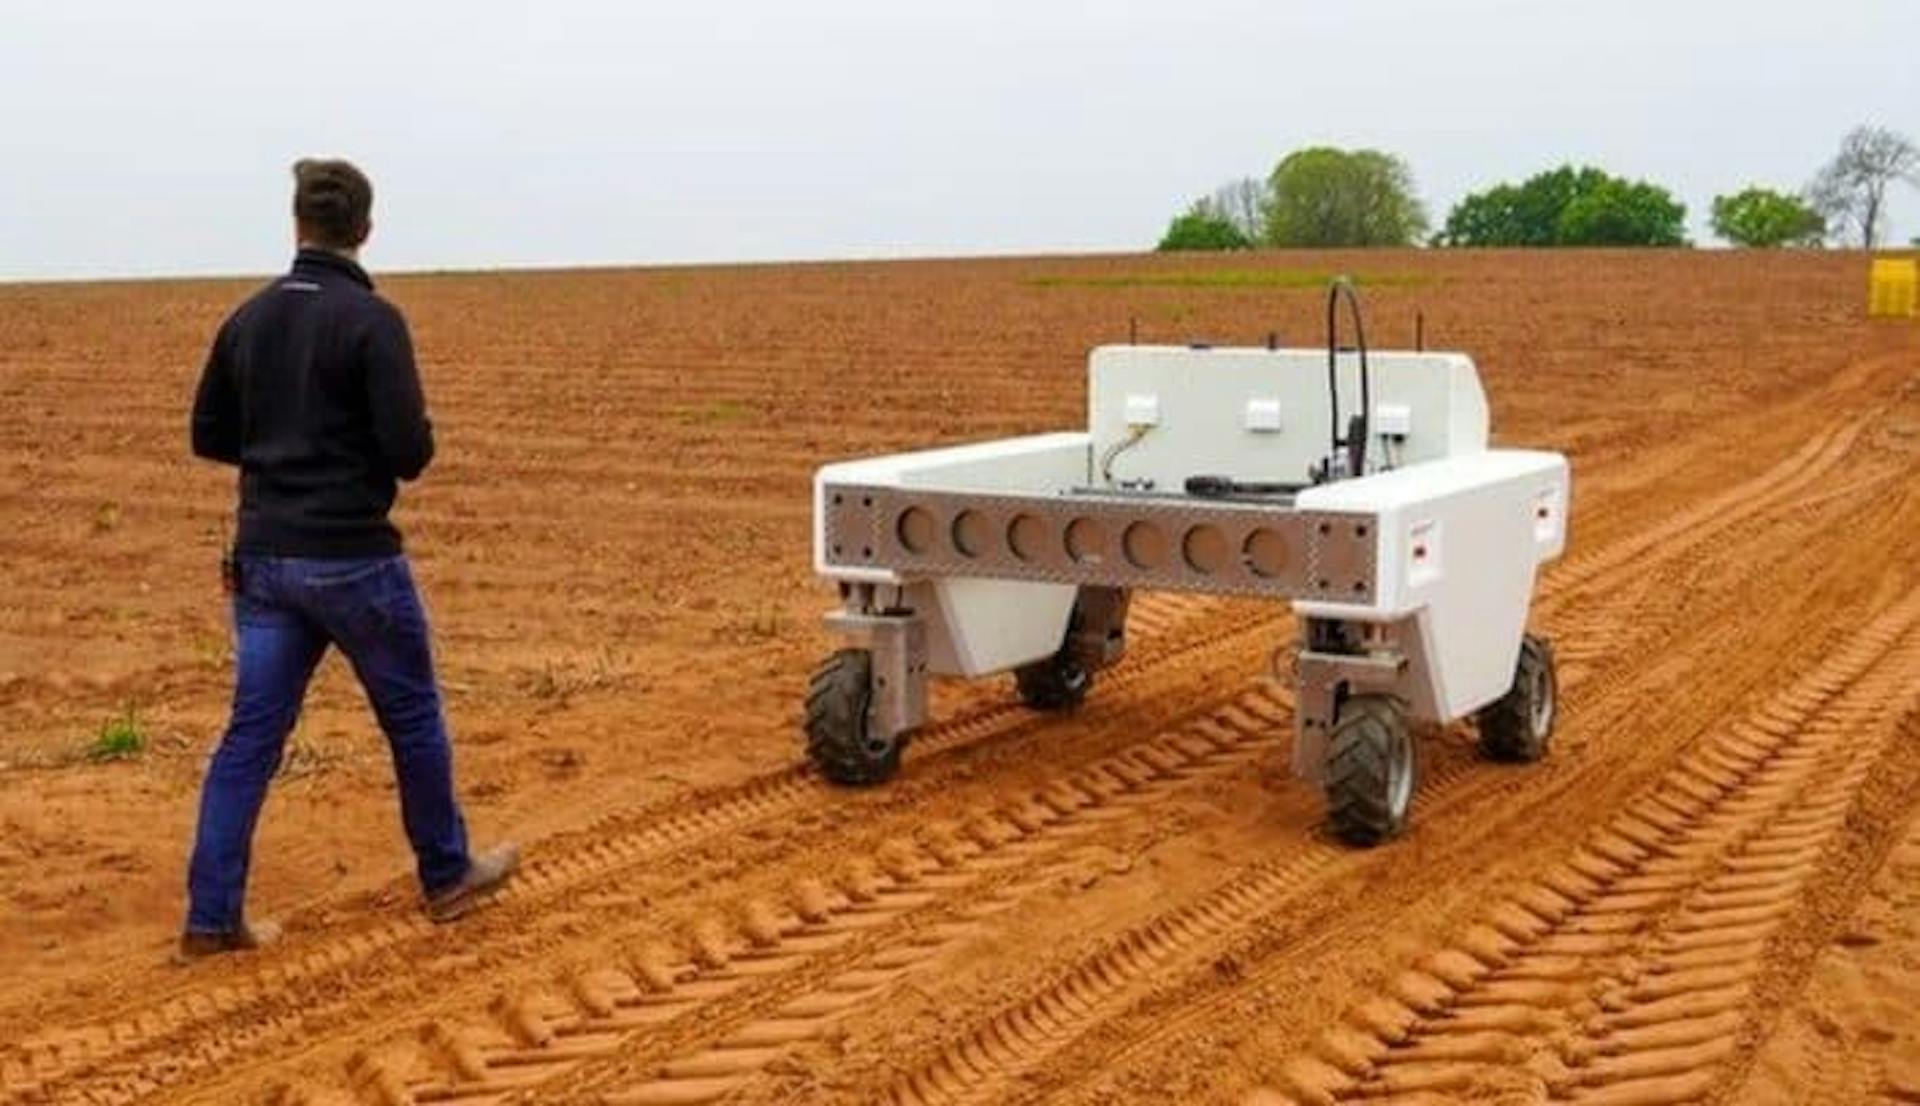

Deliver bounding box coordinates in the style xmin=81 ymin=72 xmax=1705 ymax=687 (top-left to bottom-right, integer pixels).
xmin=804 ymin=641 xmax=1096 ymax=787
xmin=804 ymin=648 xmax=904 ymax=786
xmin=1323 ymin=633 xmax=1557 ymax=847
xmin=1013 ymin=650 xmax=1094 ymax=711
xmin=1477 ymin=633 xmax=1558 ymax=763
xmin=1324 ymin=694 xmax=1418 ymax=847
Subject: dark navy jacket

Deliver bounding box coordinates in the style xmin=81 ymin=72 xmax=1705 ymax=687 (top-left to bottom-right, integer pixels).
xmin=191 ymin=249 xmax=433 ymax=557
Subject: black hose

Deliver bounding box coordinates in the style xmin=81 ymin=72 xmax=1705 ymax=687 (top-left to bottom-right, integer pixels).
xmin=1324 ymin=278 xmax=1371 ymax=476
xmin=1185 ymin=474 xmax=1303 ymax=498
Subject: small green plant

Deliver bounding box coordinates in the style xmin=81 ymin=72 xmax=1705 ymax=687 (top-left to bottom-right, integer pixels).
xmin=86 ymin=706 xmax=146 ymax=762
xmin=747 ymin=603 xmax=785 ymax=640
xmin=520 ymin=647 xmax=628 ymax=703
xmin=677 ymin=399 xmax=752 ymax=425
xmin=188 ymin=630 xmax=231 ymax=669
xmin=526 ymin=659 xmax=568 ymax=701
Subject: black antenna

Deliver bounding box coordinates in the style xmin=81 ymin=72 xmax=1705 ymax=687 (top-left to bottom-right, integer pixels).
xmin=1325 ymin=277 xmax=1372 ymax=476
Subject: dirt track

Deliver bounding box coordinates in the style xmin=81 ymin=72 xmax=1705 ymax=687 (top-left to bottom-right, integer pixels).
xmin=2 ymin=250 xmax=1917 ymax=1105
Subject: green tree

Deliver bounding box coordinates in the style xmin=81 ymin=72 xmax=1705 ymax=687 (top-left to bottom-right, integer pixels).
xmin=1262 ymin=147 xmax=1428 ymax=247
xmin=1434 ymin=183 xmax=1534 ymax=248
xmin=1156 ymin=199 xmax=1252 ymax=252
xmin=1558 ymin=178 xmax=1688 ymax=246
xmin=1710 ymin=187 xmax=1826 ymax=247
xmin=1435 ymin=166 xmax=1606 ymax=247
xmin=1436 ymin=165 xmax=1687 ymax=247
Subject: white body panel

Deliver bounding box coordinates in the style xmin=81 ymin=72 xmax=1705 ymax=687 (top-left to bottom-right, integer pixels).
xmin=1293 ymin=450 xmax=1569 ymax=720
xmin=812 ymin=346 xmax=1567 ymax=719
xmin=813 ymin=432 xmax=1091 ymax=580
xmin=1089 ymin=347 xmax=1489 ymax=490
xmin=905 ymin=578 xmax=1079 ymax=678
xmin=814 ymin=433 xmax=1088 ymax=677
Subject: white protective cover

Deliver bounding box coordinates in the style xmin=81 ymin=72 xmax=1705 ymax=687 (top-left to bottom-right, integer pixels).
xmin=1295 ymin=450 xmax=1568 ymax=720
xmin=814 ymin=348 xmax=1569 ymax=710
xmin=1087 ymin=345 xmax=1563 ymax=720
xmin=1088 ymin=346 xmax=1489 ymax=490
xmin=813 ymin=434 xmax=1089 ymax=677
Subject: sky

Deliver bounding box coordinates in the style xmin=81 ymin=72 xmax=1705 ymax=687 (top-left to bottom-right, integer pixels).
xmin=2 ymin=0 xmax=1916 ymax=280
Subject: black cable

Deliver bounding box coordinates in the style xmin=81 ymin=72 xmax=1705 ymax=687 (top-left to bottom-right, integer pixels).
xmin=1324 ymin=278 xmax=1371 ymax=477
xmin=1185 ymin=474 xmax=1303 ymax=498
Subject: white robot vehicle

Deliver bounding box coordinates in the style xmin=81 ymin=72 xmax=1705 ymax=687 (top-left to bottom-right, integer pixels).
xmin=805 ymin=283 xmax=1568 ymax=844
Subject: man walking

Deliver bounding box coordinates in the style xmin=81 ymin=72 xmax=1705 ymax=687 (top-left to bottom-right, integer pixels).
xmin=182 ymin=159 xmax=516 ymax=960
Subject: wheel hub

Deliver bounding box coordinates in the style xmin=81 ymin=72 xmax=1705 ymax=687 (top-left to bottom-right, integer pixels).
xmin=1386 ymin=726 xmax=1415 ymax=818
xmin=1529 ymin=660 xmax=1555 ymax=737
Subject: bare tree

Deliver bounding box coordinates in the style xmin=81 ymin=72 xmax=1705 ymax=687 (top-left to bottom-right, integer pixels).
xmin=1807 ymin=126 xmax=1920 ymax=248
xmin=1208 ymin=177 xmax=1267 ymax=241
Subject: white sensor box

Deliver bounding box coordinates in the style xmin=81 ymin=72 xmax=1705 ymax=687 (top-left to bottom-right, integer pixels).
xmin=1245 ymin=397 xmax=1283 ymax=432
xmin=1375 ymin=403 xmax=1413 ymax=437
xmin=1124 ymin=393 xmax=1160 ymax=428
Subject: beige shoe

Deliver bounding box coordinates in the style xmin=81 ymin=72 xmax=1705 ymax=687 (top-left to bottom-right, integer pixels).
xmin=174 ymin=918 xmax=282 ymax=964
xmin=426 ymin=843 xmax=521 ymax=923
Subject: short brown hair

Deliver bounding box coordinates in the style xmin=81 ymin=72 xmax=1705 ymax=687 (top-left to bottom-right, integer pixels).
xmin=292 ymin=158 xmax=373 ymax=250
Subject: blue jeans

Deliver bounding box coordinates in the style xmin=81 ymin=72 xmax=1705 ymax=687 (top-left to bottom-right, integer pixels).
xmin=186 ymin=555 xmax=471 ymax=933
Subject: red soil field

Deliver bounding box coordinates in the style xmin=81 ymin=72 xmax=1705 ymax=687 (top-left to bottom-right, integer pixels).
xmin=1 ymin=249 xmax=1917 ymax=1105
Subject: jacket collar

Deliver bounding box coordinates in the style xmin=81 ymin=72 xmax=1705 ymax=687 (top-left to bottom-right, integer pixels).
xmin=292 ymin=248 xmax=374 ymax=290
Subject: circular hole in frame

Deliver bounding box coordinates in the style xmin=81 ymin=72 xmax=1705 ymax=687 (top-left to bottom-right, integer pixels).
xmin=1064 ymin=517 xmax=1108 ymax=564
xmin=896 ymin=507 xmax=937 ymax=555
xmin=1182 ymin=525 xmax=1230 ymax=574
xmin=1008 ymin=513 xmax=1048 ymax=562
xmin=1243 ymin=529 xmax=1290 ymax=578
xmin=1122 ymin=521 xmax=1169 ymax=569
xmin=952 ymin=510 xmax=990 ymax=558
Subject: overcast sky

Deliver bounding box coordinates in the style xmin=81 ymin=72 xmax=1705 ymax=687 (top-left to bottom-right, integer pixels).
xmin=2 ymin=1 xmax=1915 ymax=280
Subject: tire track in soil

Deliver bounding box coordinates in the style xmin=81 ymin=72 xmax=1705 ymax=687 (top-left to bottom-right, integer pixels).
xmin=2 ymin=409 xmax=1862 ymax=1106
xmin=961 ymin=434 xmax=1913 ymax=1106
xmin=758 ymin=422 xmax=1890 ymax=1106
xmin=185 ymin=417 xmax=1863 ymax=1105
xmin=1529 ymin=420 xmax=1849 ymax=608
xmin=497 ymin=424 xmax=1872 ymax=1105
xmin=1538 ymin=441 xmax=1909 ymax=736
xmin=278 ymin=689 xmax=1300 ymax=1106
xmin=854 ymin=590 xmax=1876 ymax=1106
xmin=1 ymin=395 xmax=1741 ymax=1106
xmin=1006 ymin=403 xmax=1919 ymax=1104
xmin=1258 ymin=595 xmax=1920 ymax=1106
xmin=1533 ymin=421 xmax=1862 ymax=698
xmin=183 ymin=414 xmax=1843 ymax=1106
xmin=1720 ymin=762 xmax=1920 ymax=1106
xmin=0 ymin=596 xmax=1254 ymax=1106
